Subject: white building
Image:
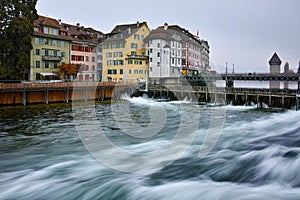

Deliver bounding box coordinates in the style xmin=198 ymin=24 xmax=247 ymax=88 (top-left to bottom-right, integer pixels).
xmin=144 ymin=24 xmax=185 ymax=83
xmin=144 ymin=23 xmax=209 ymax=83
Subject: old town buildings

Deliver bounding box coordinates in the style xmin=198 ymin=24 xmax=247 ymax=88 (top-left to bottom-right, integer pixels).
xmin=102 ymin=22 xmax=150 ymax=83
xmin=30 ymin=15 xmax=210 ymax=83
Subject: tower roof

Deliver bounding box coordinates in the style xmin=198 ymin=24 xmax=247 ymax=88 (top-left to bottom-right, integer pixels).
xmin=269 ymin=52 xmax=282 ymax=65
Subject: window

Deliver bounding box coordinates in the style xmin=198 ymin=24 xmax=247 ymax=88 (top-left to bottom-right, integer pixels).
xmin=134 ymin=34 xmax=140 ymax=40
xmin=54 ymin=63 xmax=58 ymax=69
xmin=35 ymin=49 xmax=40 ymax=56
xmin=157 ymin=62 xmax=160 ymax=67
xmin=44 ymin=49 xmax=49 ymax=56
xmin=45 ymin=61 xmax=49 ymax=68
xmin=128 ymin=60 xmax=133 ymax=64
xmin=150 ymin=67 xmax=152 ymax=72
xmin=35 ymin=61 xmax=40 ymax=68
xmin=103 ymin=44 xmax=109 ymax=49
xmin=131 ymin=43 xmax=138 ymax=49
xmin=139 ymin=70 xmax=143 ymax=74
xmin=36 ymin=73 xmax=40 ymax=80
xmin=106 ymin=53 xmax=112 ymax=58
xmin=150 ymin=49 xmax=153 ymax=53
xmin=108 ymin=69 xmax=112 ymax=74
xmin=61 ymin=51 xmax=65 ymax=57
xmin=86 ymin=56 xmax=89 ymax=62
xmin=129 ymin=69 xmax=132 ymax=74
xmin=139 ymin=61 xmax=142 ymax=65
xmin=34 ymin=38 xmax=39 ymax=44
xmin=113 ymin=69 xmax=117 ymax=74
xmin=53 ymin=50 xmax=58 ymax=57
xmin=134 ymin=70 xmax=138 ymax=74
xmin=134 ymin=60 xmax=139 ymax=65
xmin=114 ymin=52 xmax=123 ymax=57
xmin=157 ymin=43 xmax=160 ymax=48
xmin=52 ymin=40 xmax=57 ymax=46
xmin=92 ymin=65 xmax=95 ymax=71
xmin=43 ymin=27 xmax=49 ymax=34
xmin=85 ymin=65 xmax=89 ymax=71
xmin=92 ymin=57 xmax=95 ymax=62
xmin=150 ymin=57 xmax=153 ymax=62
xmin=141 ymin=35 xmax=144 ymax=40
xmin=131 ymin=51 xmax=136 ymax=56
xmin=157 ymin=52 xmax=160 ymax=57
xmin=120 ymin=69 xmax=123 ymax=74
xmin=44 ymin=39 xmax=49 ymax=45
xmin=53 ymin=29 xmax=59 ymax=35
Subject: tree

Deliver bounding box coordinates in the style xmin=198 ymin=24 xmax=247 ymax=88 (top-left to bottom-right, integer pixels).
xmin=0 ymin=0 xmax=38 ymax=80
xmin=57 ymin=63 xmax=80 ymax=81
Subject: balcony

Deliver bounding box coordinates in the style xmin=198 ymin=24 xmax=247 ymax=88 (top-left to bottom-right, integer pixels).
xmin=126 ymin=54 xmax=149 ymax=60
xmin=42 ymin=55 xmax=63 ymax=61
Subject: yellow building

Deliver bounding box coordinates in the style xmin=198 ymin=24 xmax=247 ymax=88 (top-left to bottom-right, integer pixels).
xmin=31 ymin=16 xmax=71 ymax=81
xmin=102 ymin=22 xmax=150 ymax=83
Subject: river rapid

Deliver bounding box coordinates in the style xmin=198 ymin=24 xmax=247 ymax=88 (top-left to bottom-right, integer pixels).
xmin=1 ymin=96 xmax=300 ymax=200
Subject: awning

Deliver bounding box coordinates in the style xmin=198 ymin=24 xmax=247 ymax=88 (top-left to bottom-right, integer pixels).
xmin=39 ymin=72 xmax=57 ymax=76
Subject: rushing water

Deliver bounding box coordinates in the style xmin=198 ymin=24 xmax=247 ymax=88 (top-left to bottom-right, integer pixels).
xmin=1 ymin=97 xmax=300 ymax=200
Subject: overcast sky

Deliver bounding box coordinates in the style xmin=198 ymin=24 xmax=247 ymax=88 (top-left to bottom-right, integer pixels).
xmin=37 ymin=0 xmax=300 ymax=73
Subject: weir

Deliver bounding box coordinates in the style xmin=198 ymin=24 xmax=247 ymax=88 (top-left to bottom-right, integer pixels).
xmin=135 ymin=85 xmax=299 ymax=110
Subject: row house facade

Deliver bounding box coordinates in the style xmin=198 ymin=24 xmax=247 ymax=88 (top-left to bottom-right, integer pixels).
xmin=31 ymin=16 xmax=71 ymax=81
xmin=144 ymin=25 xmax=184 ymax=80
xmin=144 ymin=23 xmax=210 ymax=82
xmin=61 ymin=23 xmax=104 ymax=81
xmin=200 ymin=40 xmax=210 ymax=69
xmin=31 ymin=15 xmax=104 ymax=81
xmin=102 ymin=22 xmax=150 ymax=83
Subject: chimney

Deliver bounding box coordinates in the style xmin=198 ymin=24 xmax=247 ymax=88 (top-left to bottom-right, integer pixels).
xmin=58 ymin=19 xmax=61 ymax=25
xmin=128 ymin=27 xmax=131 ymax=34
xmin=77 ymin=23 xmax=80 ymax=28
xmin=164 ymin=22 xmax=168 ymax=30
xmin=137 ymin=21 xmax=140 ymax=27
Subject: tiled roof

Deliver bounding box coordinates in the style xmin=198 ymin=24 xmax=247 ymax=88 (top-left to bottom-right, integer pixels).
xmin=111 ymin=21 xmax=147 ymax=33
xmin=35 ymin=15 xmax=61 ymax=28
xmin=269 ymin=52 xmax=282 ymax=65
xmin=103 ymin=21 xmax=148 ymax=43
xmin=145 ymin=24 xmax=202 ymax=47
xmin=34 ymin=15 xmax=105 ymax=44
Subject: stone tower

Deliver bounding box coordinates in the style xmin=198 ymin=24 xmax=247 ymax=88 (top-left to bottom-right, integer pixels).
xmin=269 ymin=52 xmax=282 ymax=74
xmin=269 ymin=52 xmax=282 ymax=88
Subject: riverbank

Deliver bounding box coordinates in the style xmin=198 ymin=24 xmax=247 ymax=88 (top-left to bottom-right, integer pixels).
xmin=0 ymin=82 xmax=129 ymax=105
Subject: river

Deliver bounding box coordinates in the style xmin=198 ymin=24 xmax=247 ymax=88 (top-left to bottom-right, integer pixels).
xmin=1 ymin=96 xmax=300 ymax=199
